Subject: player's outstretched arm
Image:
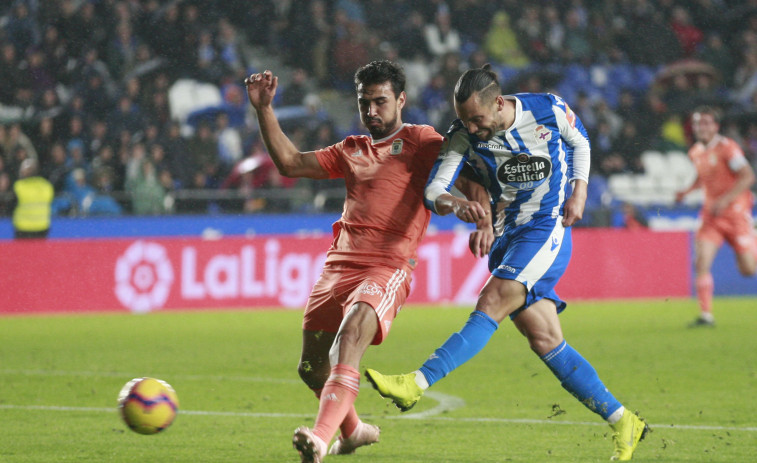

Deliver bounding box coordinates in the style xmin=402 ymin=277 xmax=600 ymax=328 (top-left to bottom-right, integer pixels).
xmin=245 ymin=71 xmax=327 ymax=179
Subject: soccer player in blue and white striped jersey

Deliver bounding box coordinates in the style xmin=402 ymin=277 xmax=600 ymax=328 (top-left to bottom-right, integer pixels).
xmin=366 ymin=65 xmax=648 ymax=461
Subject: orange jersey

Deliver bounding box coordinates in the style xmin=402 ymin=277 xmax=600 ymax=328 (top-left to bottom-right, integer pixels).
xmin=688 ymin=135 xmax=754 ymax=217
xmin=315 ymin=123 xmax=444 ymax=270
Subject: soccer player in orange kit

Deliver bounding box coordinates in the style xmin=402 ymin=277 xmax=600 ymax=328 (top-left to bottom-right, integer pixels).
xmin=245 ymin=61 xmax=486 ymax=463
xmin=676 ymin=106 xmax=757 ymax=327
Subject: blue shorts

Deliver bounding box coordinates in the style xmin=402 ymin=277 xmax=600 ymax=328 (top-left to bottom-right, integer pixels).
xmin=488 ymin=215 xmax=571 ymax=319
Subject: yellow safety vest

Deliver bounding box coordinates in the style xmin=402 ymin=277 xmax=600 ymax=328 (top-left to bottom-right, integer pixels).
xmin=13 ymin=176 xmax=54 ymax=232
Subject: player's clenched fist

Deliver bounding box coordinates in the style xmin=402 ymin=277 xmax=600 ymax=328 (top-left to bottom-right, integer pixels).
xmin=244 ymin=70 xmax=278 ymax=110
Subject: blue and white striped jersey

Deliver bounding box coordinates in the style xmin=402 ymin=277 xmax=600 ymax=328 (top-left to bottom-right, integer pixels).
xmin=424 ymin=93 xmax=591 ymax=235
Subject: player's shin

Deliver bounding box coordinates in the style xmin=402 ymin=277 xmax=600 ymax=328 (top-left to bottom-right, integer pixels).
xmin=419 ymin=310 xmax=499 ymax=386
xmin=312 ymin=364 xmax=361 ymax=445
xmin=541 ymin=340 xmax=622 ymax=420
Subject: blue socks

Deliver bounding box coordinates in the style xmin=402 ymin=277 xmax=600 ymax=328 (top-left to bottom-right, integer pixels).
xmin=419 ymin=310 xmax=499 ymax=386
xmin=541 ymin=340 xmax=622 ymax=419
xmin=416 ymin=312 xmax=622 ymax=421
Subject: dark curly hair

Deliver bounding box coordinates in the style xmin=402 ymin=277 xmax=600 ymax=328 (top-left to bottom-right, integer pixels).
xmin=354 ymin=60 xmax=406 ymax=97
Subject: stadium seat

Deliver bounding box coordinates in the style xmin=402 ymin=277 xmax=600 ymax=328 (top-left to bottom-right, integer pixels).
xmin=640 ymin=151 xmax=668 ymax=177
xmin=607 ymin=173 xmax=635 ymax=203
xmin=666 ymin=151 xmax=697 ymax=188
xmin=608 ymin=64 xmax=636 ymax=91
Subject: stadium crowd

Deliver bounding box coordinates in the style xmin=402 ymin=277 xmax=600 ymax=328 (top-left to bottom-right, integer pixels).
xmin=0 ymin=0 xmax=756 ymax=217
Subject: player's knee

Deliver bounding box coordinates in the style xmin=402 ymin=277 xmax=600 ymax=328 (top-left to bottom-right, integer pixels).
xmin=476 ymin=287 xmax=525 ymax=323
xmin=525 ymin=331 xmax=563 ymax=357
xmin=297 ymin=360 xmax=328 ymax=389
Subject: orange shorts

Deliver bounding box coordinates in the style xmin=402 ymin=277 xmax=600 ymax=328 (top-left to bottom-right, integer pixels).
xmin=697 ymin=209 xmax=756 ymax=254
xmin=303 ymin=263 xmax=412 ymax=345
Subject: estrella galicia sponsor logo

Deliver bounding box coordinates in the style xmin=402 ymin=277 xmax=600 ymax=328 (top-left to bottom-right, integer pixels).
xmin=497 ymin=154 xmax=551 ymax=190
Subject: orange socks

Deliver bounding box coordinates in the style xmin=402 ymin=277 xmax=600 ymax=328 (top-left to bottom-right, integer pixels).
xmin=695 ymin=273 xmax=714 ymax=314
xmin=310 ymin=386 xmax=360 ymax=439
xmin=312 ymin=364 xmax=361 ymax=444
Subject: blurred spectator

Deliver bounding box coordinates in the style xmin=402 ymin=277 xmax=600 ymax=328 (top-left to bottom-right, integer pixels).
xmin=281 ymin=68 xmax=314 ymax=107
xmin=107 ymin=95 xmax=144 ymax=140
xmin=0 ymin=41 xmax=23 ymax=105
xmin=162 ymin=122 xmax=192 ymax=188
xmin=23 ymin=47 xmax=55 ymax=93
xmin=609 ymin=121 xmax=646 ymax=174
xmin=5 ymin=1 xmax=40 ymax=56
xmin=544 ymin=5 xmax=566 ymax=61
xmin=563 ymin=7 xmax=592 ymax=63
xmin=732 ymin=47 xmax=757 ymax=109
xmin=484 ymin=11 xmax=530 ymax=69
xmin=216 ymin=17 xmax=248 ymax=79
xmin=11 ymin=158 xmax=53 ymax=239
xmin=516 ymin=5 xmax=548 ymax=63
xmin=396 ymin=10 xmax=430 ymax=61
xmin=424 ymin=5 xmax=461 ymax=58
xmin=621 ymin=203 xmax=649 ymax=229
xmin=127 ymin=158 xmax=166 ymax=215
xmin=2 ymin=123 xmax=38 ymax=167
xmin=106 ymin=21 xmax=141 ymax=78
xmin=450 ymin=0 xmax=497 ymax=45
xmin=698 ymin=33 xmax=735 ymax=86
xmin=65 ymin=167 xmax=96 ymax=214
xmin=0 ymin=169 xmax=11 ymax=216
xmin=187 ymin=121 xmax=221 ymax=187
xmin=43 ymin=142 xmax=70 ymax=193
xmin=669 ymin=6 xmax=704 ymax=58
xmin=215 ymin=112 xmax=243 ymax=171
xmin=331 ymin=15 xmax=369 ymax=87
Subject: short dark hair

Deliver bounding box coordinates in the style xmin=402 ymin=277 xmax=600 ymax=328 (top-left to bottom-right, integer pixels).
xmin=454 ymin=63 xmax=501 ymax=104
xmin=354 ymin=60 xmax=406 ymax=97
xmin=692 ymin=105 xmax=722 ymax=123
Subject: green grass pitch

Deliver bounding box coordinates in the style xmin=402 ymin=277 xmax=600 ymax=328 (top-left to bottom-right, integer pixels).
xmin=1 ymin=298 xmax=756 ymax=462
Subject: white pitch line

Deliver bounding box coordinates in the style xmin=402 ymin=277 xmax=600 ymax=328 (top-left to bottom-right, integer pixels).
xmin=0 ymin=369 xmax=301 ymax=385
xmin=1 ymin=404 xmax=755 ymax=433
xmin=3 ymin=370 xmax=756 ymax=433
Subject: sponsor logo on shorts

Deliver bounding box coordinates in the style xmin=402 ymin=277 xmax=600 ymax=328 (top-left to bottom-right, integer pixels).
xmin=360 ymin=282 xmax=384 ymax=296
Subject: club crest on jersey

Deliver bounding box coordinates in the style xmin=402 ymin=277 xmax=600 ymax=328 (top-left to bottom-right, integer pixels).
xmin=391 ymin=139 xmax=403 ymax=155
xmin=534 ymin=125 xmax=552 ymax=143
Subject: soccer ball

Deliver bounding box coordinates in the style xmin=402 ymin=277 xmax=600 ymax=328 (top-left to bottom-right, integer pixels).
xmin=118 ymin=377 xmax=179 ymax=435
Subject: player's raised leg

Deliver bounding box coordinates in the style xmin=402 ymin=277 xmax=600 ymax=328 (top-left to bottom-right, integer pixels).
xmin=367 ymin=276 xmax=526 ymax=410
xmin=513 ymin=299 xmax=649 ymax=460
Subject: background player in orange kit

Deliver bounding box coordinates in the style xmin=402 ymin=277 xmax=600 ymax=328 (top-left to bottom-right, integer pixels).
xmin=245 ymin=61 xmax=485 ymax=463
xmin=676 ymin=106 xmax=757 ymax=327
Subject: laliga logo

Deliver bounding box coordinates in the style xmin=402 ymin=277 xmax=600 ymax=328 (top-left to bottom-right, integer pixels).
xmin=115 ymin=241 xmax=174 ymax=313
